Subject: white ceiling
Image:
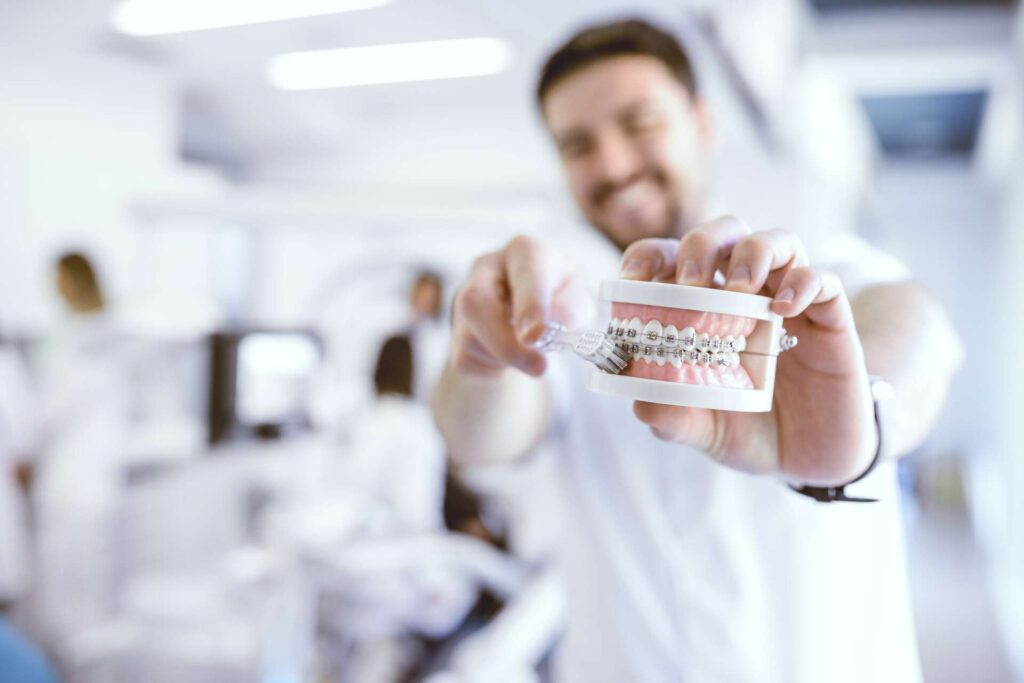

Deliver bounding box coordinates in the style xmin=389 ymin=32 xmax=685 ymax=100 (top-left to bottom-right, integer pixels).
xmin=94 ymin=0 xmax=695 ymax=180
xmin=2 ymin=0 xmax=1020 ymax=186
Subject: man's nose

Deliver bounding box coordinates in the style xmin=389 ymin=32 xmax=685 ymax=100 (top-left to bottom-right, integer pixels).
xmin=591 ymin=131 xmax=643 ymax=186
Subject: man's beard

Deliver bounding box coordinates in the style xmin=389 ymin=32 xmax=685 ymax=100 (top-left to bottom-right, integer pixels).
xmin=591 ymin=201 xmax=686 ymax=253
xmin=587 ymin=171 xmax=690 ymax=252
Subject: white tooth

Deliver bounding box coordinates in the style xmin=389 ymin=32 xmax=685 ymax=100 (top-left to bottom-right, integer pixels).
xmin=642 ymin=319 xmax=663 ymax=346
xmin=680 ymin=327 xmax=696 ymax=350
xmin=663 ymin=324 xmax=679 ymax=348
xmin=686 ymin=349 xmax=701 ymax=365
xmin=668 ymin=348 xmax=683 ymax=368
xmin=641 ymin=341 xmax=655 ymax=364
xmin=730 ymin=353 xmax=741 ymax=367
xmin=608 ymin=318 xmax=620 ymax=337
xmin=713 ymin=352 xmax=729 ymax=369
xmin=654 ymin=346 xmax=667 ymax=366
xmin=697 ymin=333 xmax=711 ymax=352
xmin=736 ymin=335 xmax=746 ymax=352
xmin=612 ymin=180 xmax=655 ymax=209
xmin=627 ymin=317 xmax=644 ymax=343
xmin=700 ymin=351 xmax=713 ymax=366
xmin=710 ymin=335 xmax=722 ymax=353
xmin=723 ymin=335 xmax=736 ymax=353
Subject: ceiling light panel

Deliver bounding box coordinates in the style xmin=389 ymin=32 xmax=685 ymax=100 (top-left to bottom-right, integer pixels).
xmin=268 ymin=38 xmax=514 ymax=90
xmin=112 ymin=0 xmax=391 ymax=36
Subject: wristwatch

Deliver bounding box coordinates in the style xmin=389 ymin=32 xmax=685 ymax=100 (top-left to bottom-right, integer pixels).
xmin=789 ymin=375 xmax=893 ymax=503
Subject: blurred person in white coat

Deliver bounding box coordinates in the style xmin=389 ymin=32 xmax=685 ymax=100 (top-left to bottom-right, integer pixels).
xmin=331 ymin=334 xmax=479 ymax=680
xmin=32 ymin=251 xmax=134 ymax=644
xmin=0 ymin=341 xmax=36 ymax=609
xmin=0 ymin=335 xmax=60 ymax=683
xmin=407 ymin=269 xmax=450 ymax=403
xmin=432 ymin=19 xmax=963 ymax=683
xmin=348 ymin=334 xmax=446 ymax=535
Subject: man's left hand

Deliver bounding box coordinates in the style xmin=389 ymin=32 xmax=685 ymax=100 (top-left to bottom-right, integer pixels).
xmin=619 ymin=216 xmax=876 ymax=486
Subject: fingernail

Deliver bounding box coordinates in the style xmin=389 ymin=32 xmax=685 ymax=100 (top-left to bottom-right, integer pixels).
xmin=678 ymin=260 xmax=701 ymax=284
xmin=619 ymin=259 xmax=647 ymax=279
xmin=774 ymin=288 xmax=794 ymax=303
xmin=726 ymin=264 xmax=750 ymax=288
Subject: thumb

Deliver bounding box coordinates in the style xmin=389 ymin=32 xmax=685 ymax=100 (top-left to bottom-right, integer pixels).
xmin=633 ymin=401 xmax=718 ymax=453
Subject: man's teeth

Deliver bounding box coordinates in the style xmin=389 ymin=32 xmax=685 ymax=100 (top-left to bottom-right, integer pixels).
xmin=608 ymin=180 xmax=655 ymax=210
xmin=608 ymin=317 xmax=746 ymax=370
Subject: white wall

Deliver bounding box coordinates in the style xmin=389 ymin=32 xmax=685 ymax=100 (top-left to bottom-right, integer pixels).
xmin=861 ymin=163 xmax=997 ymax=454
xmin=0 ymin=12 xmax=223 ymax=336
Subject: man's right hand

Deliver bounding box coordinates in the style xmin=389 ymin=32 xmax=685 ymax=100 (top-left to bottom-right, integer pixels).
xmin=449 ymin=235 xmax=590 ymax=380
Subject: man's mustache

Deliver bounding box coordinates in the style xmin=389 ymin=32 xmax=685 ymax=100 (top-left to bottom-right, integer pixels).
xmin=592 ymin=171 xmax=663 ymax=206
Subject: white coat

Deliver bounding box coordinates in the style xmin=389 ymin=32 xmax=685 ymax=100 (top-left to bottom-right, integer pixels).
xmin=0 ymin=348 xmax=37 ymax=602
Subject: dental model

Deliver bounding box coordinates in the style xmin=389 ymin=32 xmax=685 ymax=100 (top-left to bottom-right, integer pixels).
xmin=587 ymin=279 xmax=796 ymax=412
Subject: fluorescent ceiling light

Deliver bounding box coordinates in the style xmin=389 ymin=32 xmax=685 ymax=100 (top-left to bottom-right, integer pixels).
xmin=268 ymin=38 xmax=513 ymax=90
xmin=112 ymin=0 xmax=390 ymax=37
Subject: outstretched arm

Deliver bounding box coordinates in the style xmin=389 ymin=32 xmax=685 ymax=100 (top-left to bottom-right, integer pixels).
xmin=852 ymin=281 xmax=963 ymax=460
xmin=430 ymin=236 xmax=590 ymax=466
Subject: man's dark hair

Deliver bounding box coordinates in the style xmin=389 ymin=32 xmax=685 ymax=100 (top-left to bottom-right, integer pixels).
xmin=373 ymin=334 xmax=414 ymax=398
xmin=536 ymin=18 xmax=697 ymax=106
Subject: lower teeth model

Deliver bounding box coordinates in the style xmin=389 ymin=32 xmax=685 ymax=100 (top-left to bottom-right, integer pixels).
xmin=587 ymin=280 xmax=795 ymax=413
xmin=607 ymin=313 xmax=752 ymax=388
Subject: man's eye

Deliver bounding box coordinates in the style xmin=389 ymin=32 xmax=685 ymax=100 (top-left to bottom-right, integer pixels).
xmin=625 ymin=111 xmax=662 ymax=133
xmin=561 ymin=139 xmax=592 ymax=158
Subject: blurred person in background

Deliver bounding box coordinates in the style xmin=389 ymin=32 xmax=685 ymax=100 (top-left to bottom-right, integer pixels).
xmin=0 ymin=619 xmax=57 ymax=683
xmin=335 ymin=334 xmax=482 ymax=680
xmin=407 ymin=269 xmax=448 ymax=402
xmin=0 ymin=337 xmax=58 ymax=683
xmin=0 ymin=338 xmax=36 ymax=614
xmin=348 ymin=334 xmax=446 ymax=533
xmin=310 ymin=267 xmax=448 ymax=434
xmin=31 ymin=251 xmax=135 ymax=647
xmin=432 ymin=19 xmax=963 ymax=683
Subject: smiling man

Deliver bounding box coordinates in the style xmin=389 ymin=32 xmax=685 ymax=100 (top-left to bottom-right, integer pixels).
xmin=431 ymin=19 xmax=962 ymax=683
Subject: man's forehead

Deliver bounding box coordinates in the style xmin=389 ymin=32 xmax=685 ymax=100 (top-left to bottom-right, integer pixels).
xmin=542 ymin=55 xmax=684 ymax=132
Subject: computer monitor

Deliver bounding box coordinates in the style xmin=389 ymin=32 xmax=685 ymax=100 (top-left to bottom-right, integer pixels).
xmin=207 ymin=329 xmax=321 ymax=445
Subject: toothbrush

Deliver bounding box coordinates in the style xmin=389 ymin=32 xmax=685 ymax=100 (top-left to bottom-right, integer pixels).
xmin=533 ymin=321 xmax=631 ymax=374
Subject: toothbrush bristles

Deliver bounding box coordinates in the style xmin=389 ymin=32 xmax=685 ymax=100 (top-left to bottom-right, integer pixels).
xmin=537 ymin=323 xmax=631 ymax=374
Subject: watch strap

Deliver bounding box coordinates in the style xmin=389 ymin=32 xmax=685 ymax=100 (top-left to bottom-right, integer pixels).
xmin=788 ymin=376 xmax=888 ymax=504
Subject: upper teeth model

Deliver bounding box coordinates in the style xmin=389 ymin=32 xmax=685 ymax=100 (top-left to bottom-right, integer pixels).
xmin=587 ymin=279 xmax=792 ymax=413
xmin=608 ymin=318 xmax=747 ymax=369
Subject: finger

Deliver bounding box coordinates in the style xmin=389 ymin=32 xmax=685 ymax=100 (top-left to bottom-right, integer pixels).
xmin=770 ymin=267 xmax=852 ymax=330
xmin=619 ymin=238 xmax=680 ymax=282
xmin=675 ymin=215 xmax=752 ymax=287
xmin=450 ymin=336 xmax=509 ymax=379
xmin=633 ymin=401 xmax=716 ymax=452
xmin=456 ymin=279 xmax=546 ymax=376
xmin=504 ymin=236 xmax=560 ymax=343
xmin=723 ymin=229 xmax=808 ymax=295
xmin=548 ymin=273 xmax=594 ymax=330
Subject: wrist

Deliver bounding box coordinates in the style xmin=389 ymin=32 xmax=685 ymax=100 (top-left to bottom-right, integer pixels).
xmin=788 ymin=375 xmax=891 ymax=503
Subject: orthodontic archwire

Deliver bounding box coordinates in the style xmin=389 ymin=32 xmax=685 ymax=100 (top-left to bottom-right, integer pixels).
xmin=606 ymin=321 xmax=798 ymax=359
